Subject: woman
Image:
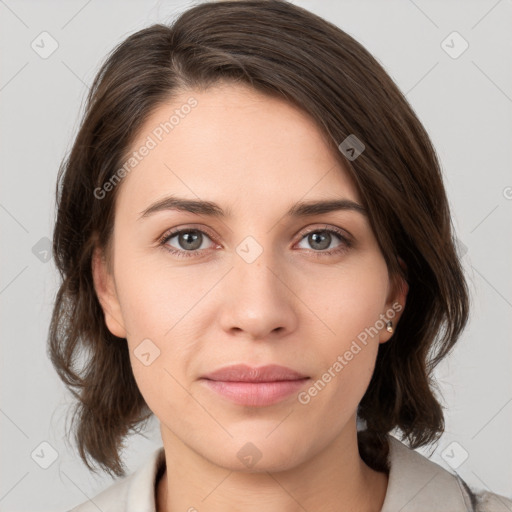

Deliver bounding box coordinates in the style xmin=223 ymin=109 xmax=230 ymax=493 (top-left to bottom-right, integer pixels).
xmin=49 ymin=1 xmax=511 ymax=511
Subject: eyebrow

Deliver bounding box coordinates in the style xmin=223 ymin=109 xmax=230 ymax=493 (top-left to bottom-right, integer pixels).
xmin=138 ymin=195 xmax=367 ymax=220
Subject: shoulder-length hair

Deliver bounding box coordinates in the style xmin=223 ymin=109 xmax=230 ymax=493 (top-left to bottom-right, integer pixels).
xmin=49 ymin=0 xmax=469 ymax=477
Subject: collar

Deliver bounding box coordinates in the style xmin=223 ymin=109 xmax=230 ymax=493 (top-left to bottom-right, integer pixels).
xmin=380 ymin=435 xmax=471 ymax=511
xmin=72 ymin=434 xmax=473 ymax=511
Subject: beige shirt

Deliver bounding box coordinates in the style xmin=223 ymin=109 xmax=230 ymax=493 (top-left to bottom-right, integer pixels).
xmin=69 ymin=435 xmax=512 ymax=512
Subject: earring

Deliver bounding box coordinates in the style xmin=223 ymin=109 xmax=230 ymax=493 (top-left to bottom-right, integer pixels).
xmin=386 ymin=320 xmax=393 ymax=333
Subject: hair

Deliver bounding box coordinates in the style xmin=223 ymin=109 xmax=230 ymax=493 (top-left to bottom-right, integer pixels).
xmin=49 ymin=0 xmax=469 ymax=478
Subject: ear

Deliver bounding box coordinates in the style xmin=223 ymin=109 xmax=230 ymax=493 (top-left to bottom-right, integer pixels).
xmin=91 ymin=246 xmax=127 ymax=339
xmin=379 ymin=257 xmax=408 ymax=343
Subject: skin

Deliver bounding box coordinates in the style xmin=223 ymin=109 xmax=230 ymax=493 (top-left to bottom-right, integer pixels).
xmin=92 ymin=82 xmax=408 ymax=512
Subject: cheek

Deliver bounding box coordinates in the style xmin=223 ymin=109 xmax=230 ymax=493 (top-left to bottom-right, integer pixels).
xmin=113 ymin=245 xmax=211 ymax=340
xmin=301 ymin=305 xmax=382 ymax=429
xmin=296 ymin=255 xmax=389 ymax=338
xmin=296 ymin=258 xmax=388 ymax=405
xmin=111 ymin=249 xmax=208 ymax=406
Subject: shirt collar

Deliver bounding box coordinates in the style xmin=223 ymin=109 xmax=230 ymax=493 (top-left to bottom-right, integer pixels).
xmin=380 ymin=435 xmax=470 ymax=511
xmin=116 ymin=434 xmax=470 ymax=512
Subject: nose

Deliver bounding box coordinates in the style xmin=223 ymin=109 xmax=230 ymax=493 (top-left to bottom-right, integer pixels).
xmin=217 ymin=246 xmax=298 ymax=341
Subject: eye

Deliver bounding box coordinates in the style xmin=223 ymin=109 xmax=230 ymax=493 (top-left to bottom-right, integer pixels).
xmin=295 ymin=227 xmax=352 ymax=257
xmin=160 ymin=228 xmax=217 ymax=258
xmin=159 ymin=225 xmax=352 ymax=259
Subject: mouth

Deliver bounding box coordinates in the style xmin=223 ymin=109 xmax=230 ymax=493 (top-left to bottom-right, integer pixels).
xmin=200 ymin=364 xmax=310 ymax=407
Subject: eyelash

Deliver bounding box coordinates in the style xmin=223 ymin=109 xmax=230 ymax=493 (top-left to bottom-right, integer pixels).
xmin=158 ymin=225 xmax=352 ymax=259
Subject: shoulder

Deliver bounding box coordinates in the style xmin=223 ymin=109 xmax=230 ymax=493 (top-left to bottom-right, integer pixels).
xmin=67 ymin=446 xmax=165 ymax=512
xmin=473 ymin=489 xmax=512 ymax=512
xmin=380 ymin=435 xmax=512 ymax=512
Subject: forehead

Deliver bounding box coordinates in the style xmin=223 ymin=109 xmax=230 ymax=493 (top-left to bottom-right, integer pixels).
xmin=115 ymin=83 xmax=360 ymax=221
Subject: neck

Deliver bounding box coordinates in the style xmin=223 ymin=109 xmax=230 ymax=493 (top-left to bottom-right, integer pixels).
xmin=156 ymin=423 xmax=388 ymax=512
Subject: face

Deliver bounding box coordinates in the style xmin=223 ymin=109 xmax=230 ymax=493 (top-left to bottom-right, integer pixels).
xmin=93 ymin=82 xmax=407 ymax=473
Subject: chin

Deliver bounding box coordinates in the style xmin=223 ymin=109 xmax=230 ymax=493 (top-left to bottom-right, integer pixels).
xmin=198 ymin=435 xmax=310 ymax=473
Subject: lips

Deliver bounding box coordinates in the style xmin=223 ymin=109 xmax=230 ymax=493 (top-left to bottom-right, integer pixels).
xmin=200 ymin=364 xmax=310 ymax=407
xmin=201 ymin=364 xmax=308 ymax=382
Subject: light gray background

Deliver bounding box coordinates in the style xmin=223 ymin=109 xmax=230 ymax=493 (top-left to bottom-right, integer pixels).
xmin=1 ymin=0 xmax=511 ymax=510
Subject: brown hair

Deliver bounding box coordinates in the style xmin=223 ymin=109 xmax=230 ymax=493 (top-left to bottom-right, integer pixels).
xmin=49 ymin=0 xmax=469 ymax=477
